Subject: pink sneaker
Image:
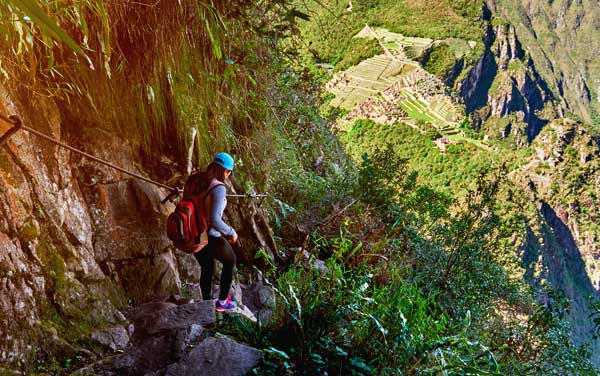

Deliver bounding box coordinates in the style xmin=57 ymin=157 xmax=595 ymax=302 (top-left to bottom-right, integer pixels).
xmin=215 ymin=296 xmax=237 ymax=312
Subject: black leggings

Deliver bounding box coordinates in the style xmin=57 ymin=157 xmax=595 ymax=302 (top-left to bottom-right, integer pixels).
xmin=194 ymin=236 xmax=236 ymax=301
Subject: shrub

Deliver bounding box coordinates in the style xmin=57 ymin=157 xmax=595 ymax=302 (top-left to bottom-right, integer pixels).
xmin=422 ymin=42 xmax=459 ymax=78
xmin=335 ymin=38 xmax=383 ymax=72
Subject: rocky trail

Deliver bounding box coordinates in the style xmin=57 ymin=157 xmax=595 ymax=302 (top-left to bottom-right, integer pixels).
xmin=74 ymin=301 xmax=261 ymax=376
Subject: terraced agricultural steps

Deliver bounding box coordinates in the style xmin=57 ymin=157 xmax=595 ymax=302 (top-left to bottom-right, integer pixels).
xmin=327 ymin=27 xmax=492 ymax=152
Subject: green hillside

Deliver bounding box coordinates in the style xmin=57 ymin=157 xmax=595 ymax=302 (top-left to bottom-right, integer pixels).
xmin=295 ymin=0 xmax=485 ymax=71
xmin=487 ymin=0 xmax=600 ymax=127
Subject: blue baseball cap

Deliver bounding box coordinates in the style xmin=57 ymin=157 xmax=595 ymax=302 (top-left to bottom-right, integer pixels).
xmin=213 ymin=152 xmax=234 ymax=170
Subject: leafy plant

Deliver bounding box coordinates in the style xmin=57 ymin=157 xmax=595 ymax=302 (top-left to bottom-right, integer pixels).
xmin=7 ymin=0 xmax=90 ymax=61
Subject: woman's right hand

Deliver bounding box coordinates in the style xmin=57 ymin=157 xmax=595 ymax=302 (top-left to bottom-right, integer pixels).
xmin=227 ymin=232 xmax=238 ymax=244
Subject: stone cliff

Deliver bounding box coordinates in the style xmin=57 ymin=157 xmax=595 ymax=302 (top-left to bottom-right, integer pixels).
xmin=485 ymin=0 xmax=600 ymax=125
xmin=508 ymin=118 xmax=600 ymax=358
xmin=451 ymin=7 xmax=600 ymax=359
xmin=459 ymin=21 xmax=556 ymax=141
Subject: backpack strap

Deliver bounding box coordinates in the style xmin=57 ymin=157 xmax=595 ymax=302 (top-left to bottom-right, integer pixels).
xmin=202 ymin=178 xmax=225 ymax=200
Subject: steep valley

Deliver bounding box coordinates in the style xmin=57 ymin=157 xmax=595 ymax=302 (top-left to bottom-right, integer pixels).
xmin=298 ymin=0 xmax=600 ymax=365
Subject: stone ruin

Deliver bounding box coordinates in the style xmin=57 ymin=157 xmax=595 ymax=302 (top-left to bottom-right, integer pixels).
xmin=344 ymin=95 xmax=409 ymax=125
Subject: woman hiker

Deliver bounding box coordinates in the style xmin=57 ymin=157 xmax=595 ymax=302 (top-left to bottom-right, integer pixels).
xmin=186 ymin=152 xmax=238 ymax=312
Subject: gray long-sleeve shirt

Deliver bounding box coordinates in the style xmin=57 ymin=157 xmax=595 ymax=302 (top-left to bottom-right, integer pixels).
xmin=205 ymin=184 xmax=236 ymax=238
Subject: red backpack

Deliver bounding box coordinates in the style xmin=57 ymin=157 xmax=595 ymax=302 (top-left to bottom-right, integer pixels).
xmin=166 ymin=174 xmax=222 ymax=253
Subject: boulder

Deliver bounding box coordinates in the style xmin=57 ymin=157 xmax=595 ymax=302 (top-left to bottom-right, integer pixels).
xmin=258 ymin=285 xmax=276 ymax=309
xmin=130 ymin=301 xmax=214 ymax=337
xmin=85 ymin=301 xmax=216 ymax=375
xmin=163 ymin=336 xmax=261 ymax=376
xmin=115 ymin=334 xmax=174 ymax=374
xmin=91 ymin=326 xmax=130 ymax=351
xmin=242 ymin=281 xmax=276 ymax=324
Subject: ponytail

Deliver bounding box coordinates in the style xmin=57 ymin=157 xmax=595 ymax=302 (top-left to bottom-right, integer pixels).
xmin=183 ymin=162 xmax=228 ymax=197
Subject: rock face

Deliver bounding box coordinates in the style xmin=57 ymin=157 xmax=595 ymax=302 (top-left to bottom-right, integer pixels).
xmin=0 ymin=79 xmax=274 ymax=367
xmin=509 ymin=118 xmax=600 ymax=362
xmin=521 ymin=201 xmax=597 ymax=348
xmin=493 ymin=22 xmax=523 ymax=69
xmin=459 ymin=23 xmax=554 ymax=141
xmin=485 ymin=0 xmax=600 ymax=125
xmin=225 ymin=181 xmax=277 ymax=265
xmin=0 ymin=84 xmax=125 ymax=363
xmin=456 ymin=4 xmax=600 ymax=362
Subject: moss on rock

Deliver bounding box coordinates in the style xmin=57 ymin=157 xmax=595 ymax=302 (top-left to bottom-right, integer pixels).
xmin=36 ymin=238 xmax=70 ymax=298
xmin=17 ymin=219 xmax=39 ymax=244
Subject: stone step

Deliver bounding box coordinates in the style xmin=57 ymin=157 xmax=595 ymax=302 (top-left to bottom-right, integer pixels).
xmin=130 ymin=300 xmax=216 ymax=336
xmin=164 ymin=337 xmax=261 ymax=376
